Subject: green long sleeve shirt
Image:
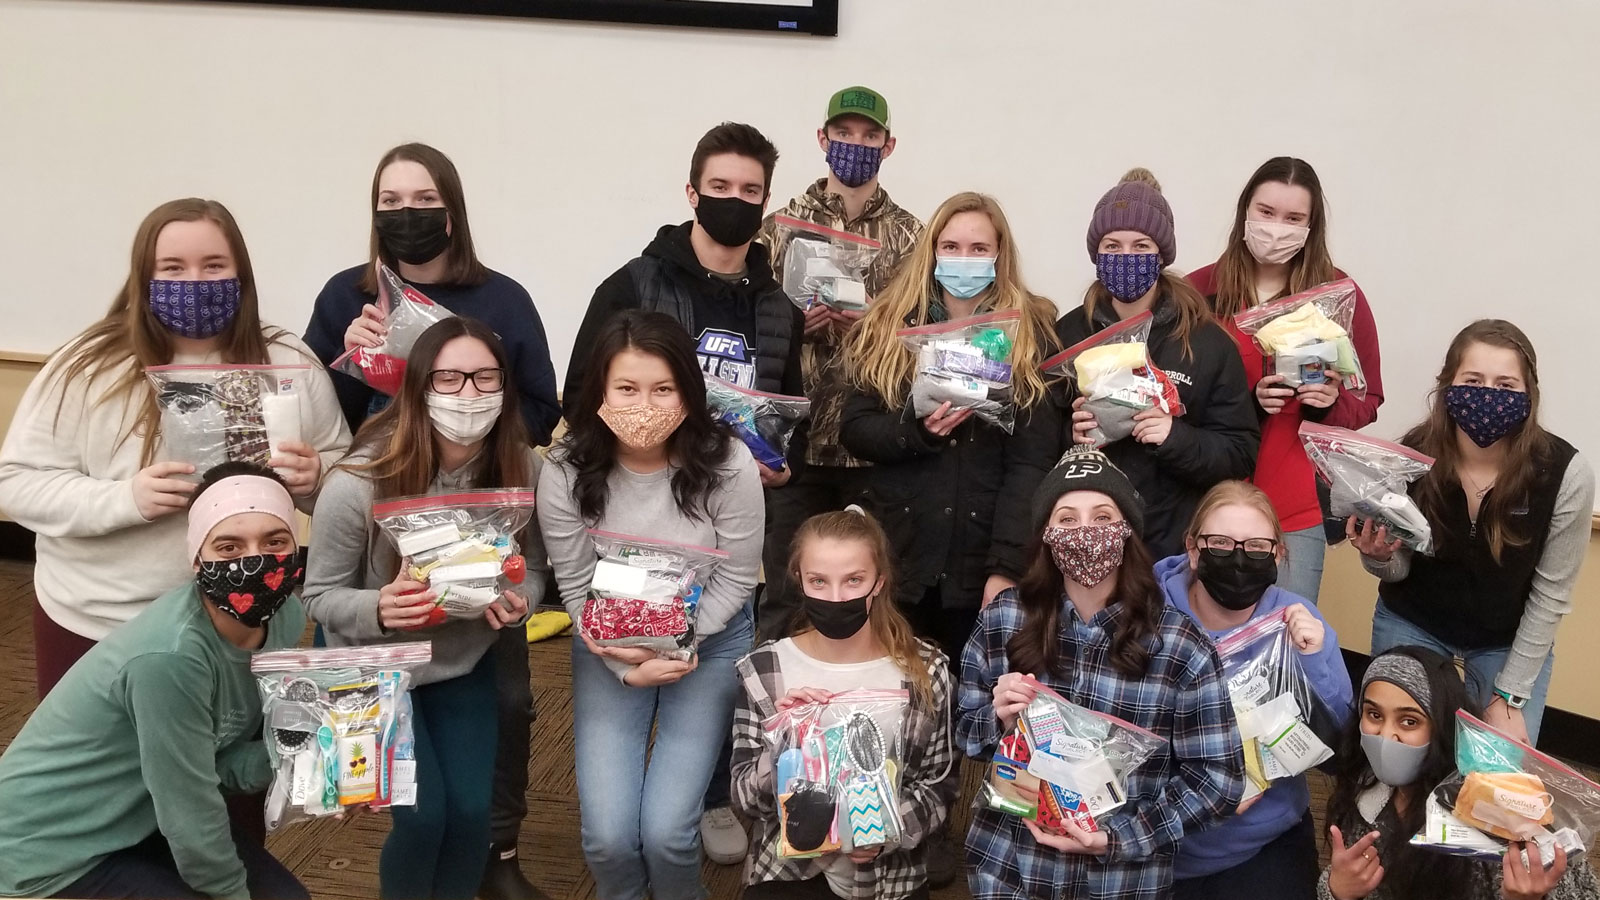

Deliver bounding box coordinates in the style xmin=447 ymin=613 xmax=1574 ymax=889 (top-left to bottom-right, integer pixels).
xmin=0 ymin=583 xmax=305 ymax=899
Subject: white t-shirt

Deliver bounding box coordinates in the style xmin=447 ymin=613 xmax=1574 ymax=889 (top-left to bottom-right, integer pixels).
xmin=772 ymin=637 xmax=906 ymax=898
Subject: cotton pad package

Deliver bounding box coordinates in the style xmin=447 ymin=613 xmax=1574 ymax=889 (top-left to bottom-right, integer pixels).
xmin=147 ymin=364 xmax=310 ymax=481
xmin=331 ymin=263 xmax=456 ymax=396
xmin=772 ymin=215 xmax=882 ymax=312
xmin=579 ymin=531 xmax=728 ymax=662
xmin=373 ymin=489 xmax=539 ymax=626
xmin=1300 ymin=422 xmax=1435 ymax=554
xmin=1215 ymin=611 xmax=1342 ymax=802
xmin=762 ymin=689 xmax=910 ymax=858
xmin=980 ymin=677 xmax=1167 ymax=834
xmin=253 ymin=642 xmax=430 ymax=832
xmin=1411 ymin=710 xmax=1600 ymax=865
xmin=899 ymin=310 xmax=1020 ymax=433
xmin=1234 ymin=278 xmax=1366 ymax=394
xmin=1039 ymin=310 xmax=1185 ymax=447
xmin=703 ymin=374 xmax=811 ymax=472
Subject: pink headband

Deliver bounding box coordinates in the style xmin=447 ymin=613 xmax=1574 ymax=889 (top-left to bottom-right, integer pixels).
xmin=185 ymin=475 xmax=298 ymax=563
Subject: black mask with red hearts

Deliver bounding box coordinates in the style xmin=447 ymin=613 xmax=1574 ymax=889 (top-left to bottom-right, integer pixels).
xmin=197 ymin=550 xmax=305 ymax=627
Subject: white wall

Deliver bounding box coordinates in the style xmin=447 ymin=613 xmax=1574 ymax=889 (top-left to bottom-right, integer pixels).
xmin=3 ymin=0 xmax=1598 ymax=482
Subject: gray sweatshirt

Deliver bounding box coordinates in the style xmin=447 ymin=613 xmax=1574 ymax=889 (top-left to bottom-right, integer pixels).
xmin=538 ymin=437 xmax=764 ymax=680
xmin=1361 ymin=451 xmax=1594 ymax=697
xmin=302 ymin=450 xmax=547 ymax=686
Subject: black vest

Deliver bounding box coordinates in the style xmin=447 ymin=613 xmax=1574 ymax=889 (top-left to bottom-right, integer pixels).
xmin=1380 ymin=436 xmax=1579 ymax=649
xmin=623 ymin=255 xmax=796 ymax=396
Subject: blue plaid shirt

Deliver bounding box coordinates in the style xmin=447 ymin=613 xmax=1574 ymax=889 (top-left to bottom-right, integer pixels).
xmin=957 ymin=589 xmax=1244 ymax=900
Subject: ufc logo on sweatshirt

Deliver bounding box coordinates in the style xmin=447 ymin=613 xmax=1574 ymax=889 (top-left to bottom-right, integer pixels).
xmin=697 ymin=328 xmax=758 ymax=389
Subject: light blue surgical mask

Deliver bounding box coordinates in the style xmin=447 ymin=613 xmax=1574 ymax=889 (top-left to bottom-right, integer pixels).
xmin=1360 ymin=731 xmax=1430 ymax=787
xmin=933 ymin=256 xmax=996 ymax=300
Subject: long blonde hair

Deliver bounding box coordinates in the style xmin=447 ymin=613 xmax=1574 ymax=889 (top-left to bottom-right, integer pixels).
xmin=45 ymin=199 xmax=292 ymax=466
xmin=1082 ymin=169 xmax=1213 ymax=359
xmin=787 ymin=509 xmax=935 ymax=707
xmin=844 ymin=192 xmax=1059 ymax=410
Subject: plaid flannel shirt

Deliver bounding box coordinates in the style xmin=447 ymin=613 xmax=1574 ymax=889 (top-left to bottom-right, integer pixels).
xmin=755 ymin=180 xmax=924 ymax=469
xmin=731 ymin=638 xmax=957 ymax=900
xmin=957 ymin=590 xmax=1245 ymax=900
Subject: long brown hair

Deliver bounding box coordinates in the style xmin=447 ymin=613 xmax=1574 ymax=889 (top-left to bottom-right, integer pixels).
xmin=46 ymin=198 xmax=290 ymax=466
xmin=1007 ymin=516 xmax=1162 ymax=680
xmin=1402 ymin=320 xmax=1551 ymax=561
xmin=786 ymin=509 xmax=935 ymax=707
xmin=845 ymin=192 xmax=1059 ymax=410
xmin=347 ymin=317 xmax=531 ymax=500
xmin=1209 ymin=157 xmax=1338 ymax=319
xmin=1081 ymin=168 xmax=1213 ymax=358
xmin=1183 ymin=480 xmax=1288 ymax=563
xmin=357 ymin=143 xmax=489 ymax=294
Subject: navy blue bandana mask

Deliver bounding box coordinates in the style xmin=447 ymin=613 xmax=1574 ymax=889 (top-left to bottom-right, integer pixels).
xmin=1444 ymin=384 xmax=1531 ymax=448
xmin=149 ymin=278 xmax=242 ymax=339
xmin=1095 ymin=253 xmax=1162 ymax=302
xmin=825 ymin=140 xmax=883 ymax=188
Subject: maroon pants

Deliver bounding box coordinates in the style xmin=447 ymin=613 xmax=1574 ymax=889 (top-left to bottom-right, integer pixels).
xmin=32 ymin=601 xmax=269 ymax=845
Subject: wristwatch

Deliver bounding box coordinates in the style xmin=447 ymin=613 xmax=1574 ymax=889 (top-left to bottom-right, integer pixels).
xmin=1494 ymin=687 xmax=1529 ymax=710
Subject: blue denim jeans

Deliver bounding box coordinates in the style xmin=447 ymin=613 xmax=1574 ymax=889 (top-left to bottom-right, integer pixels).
xmin=1370 ymin=599 xmax=1556 ymax=744
xmin=572 ymin=604 xmax=755 ymax=900
xmin=1276 ymin=526 xmax=1327 ymax=606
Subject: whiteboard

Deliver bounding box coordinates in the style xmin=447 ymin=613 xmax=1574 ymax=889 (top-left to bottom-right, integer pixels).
xmin=1 ymin=0 xmax=1596 ymax=501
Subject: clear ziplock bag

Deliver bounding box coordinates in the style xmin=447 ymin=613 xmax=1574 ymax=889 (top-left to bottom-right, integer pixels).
xmin=773 ymin=215 xmax=881 ymax=312
xmin=373 ymin=489 xmax=538 ymax=626
xmin=899 ymin=310 xmax=1020 ymax=434
xmin=1413 ymin=710 xmax=1600 ymax=863
xmin=762 ymin=689 xmax=910 ymax=857
xmin=1039 ymin=311 xmax=1185 ymax=447
xmin=147 ymin=364 xmax=310 ymax=480
xmin=252 ymin=641 xmax=431 ymax=832
xmin=1300 ymin=423 xmax=1435 ymax=554
xmin=330 ymin=263 xmax=456 ymax=396
xmin=1215 ymin=612 xmax=1340 ymax=802
xmin=579 ymin=530 xmax=728 ymax=661
xmin=704 ymin=374 xmax=812 ymax=471
xmin=1234 ymin=278 xmax=1366 ymax=394
xmin=979 ymin=676 xmax=1167 ymax=834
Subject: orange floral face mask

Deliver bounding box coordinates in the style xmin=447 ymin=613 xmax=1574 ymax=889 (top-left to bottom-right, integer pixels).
xmin=597 ymin=403 xmax=686 ymax=451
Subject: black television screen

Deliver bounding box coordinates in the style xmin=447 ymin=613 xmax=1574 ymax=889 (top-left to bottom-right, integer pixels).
xmin=177 ymin=0 xmax=838 ymax=35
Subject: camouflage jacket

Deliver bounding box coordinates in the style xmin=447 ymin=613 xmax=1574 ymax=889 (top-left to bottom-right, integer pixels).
xmin=757 ymin=179 xmax=923 ymax=468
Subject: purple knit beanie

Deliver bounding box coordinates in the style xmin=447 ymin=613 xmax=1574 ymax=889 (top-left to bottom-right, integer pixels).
xmin=1086 ymin=174 xmax=1176 ymax=265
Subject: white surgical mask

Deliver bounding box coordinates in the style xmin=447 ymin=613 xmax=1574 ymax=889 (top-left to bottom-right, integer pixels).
xmin=1243 ymin=219 xmax=1310 ymax=265
xmin=426 ymin=392 xmax=503 ymax=445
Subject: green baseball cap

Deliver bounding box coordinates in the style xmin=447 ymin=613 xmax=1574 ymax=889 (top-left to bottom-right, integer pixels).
xmin=826 ymin=86 xmax=890 ymax=131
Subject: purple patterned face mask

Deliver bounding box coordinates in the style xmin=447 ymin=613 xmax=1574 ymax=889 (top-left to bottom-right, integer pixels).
xmin=1095 ymin=252 xmax=1163 ymax=302
xmin=149 ymin=278 xmax=242 ymax=339
xmin=1444 ymin=384 xmax=1531 ymax=448
xmin=1042 ymin=521 xmax=1132 ymax=588
xmin=825 ymin=140 xmax=883 ymax=189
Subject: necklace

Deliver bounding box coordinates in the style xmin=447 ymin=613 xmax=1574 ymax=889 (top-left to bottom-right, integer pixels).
xmin=1461 ymin=469 xmax=1495 ymax=500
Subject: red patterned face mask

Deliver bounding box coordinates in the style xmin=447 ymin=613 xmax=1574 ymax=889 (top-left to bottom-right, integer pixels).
xmin=1042 ymin=522 xmax=1131 ymax=588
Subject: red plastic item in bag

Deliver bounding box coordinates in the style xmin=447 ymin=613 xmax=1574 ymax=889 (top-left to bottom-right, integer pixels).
xmin=330 ymin=263 xmax=456 ymax=396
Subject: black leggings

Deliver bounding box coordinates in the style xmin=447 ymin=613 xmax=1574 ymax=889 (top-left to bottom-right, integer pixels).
xmin=1172 ymin=811 xmax=1319 ymax=900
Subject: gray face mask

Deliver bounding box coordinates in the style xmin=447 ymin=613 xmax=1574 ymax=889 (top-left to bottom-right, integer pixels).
xmin=1360 ymin=731 xmax=1430 ymax=787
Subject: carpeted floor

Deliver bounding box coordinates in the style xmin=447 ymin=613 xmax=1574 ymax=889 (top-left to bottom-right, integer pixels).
xmin=0 ymin=559 xmax=1341 ymax=900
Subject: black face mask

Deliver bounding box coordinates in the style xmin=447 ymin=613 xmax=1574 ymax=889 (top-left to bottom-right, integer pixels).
xmin=803 ymin=592 xmax=872 ymax=640
xmin=693 ymin=193 xmax=764 ymax=247
xmin=374 ymin=207 xmax=451 ymax=266
xmin=1195 ymin=547 xmax=1278 ymax=612
xmin=197 ymin=549 xmax=305 ymax=628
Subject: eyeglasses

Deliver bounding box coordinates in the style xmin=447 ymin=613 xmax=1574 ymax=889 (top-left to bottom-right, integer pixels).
xmin=428 ymin=368 xmax=505 ymax=394
xmin=1196 ymin=534 xmax=1278 ymax=559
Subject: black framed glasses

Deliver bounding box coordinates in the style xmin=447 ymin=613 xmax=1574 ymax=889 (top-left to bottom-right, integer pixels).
xmin=428 ymin=367 xmax=505 ymax=394
xmin=1196 ymin=534 xmax=1278 ymax=559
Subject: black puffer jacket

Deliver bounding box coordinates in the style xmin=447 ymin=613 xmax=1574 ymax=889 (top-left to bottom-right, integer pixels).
xmin=840 ymin=384 xmax=1061 ymax=611
xmin=1055 ymin=293 xmax=1259 ymax=559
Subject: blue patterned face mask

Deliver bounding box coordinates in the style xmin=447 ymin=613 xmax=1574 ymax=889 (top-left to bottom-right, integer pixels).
xmin=825 ymin=140 xmax=883 ymax=189
xmin=933 ymin=256 xmax=996 ymax=300
xmin=149 ymin=278 xmax=242 ymax=339
xmin=1444 ymin=384 xmax=1531 ymax=448
xmin=1095 ymin=253 xmax=1162 ymax=302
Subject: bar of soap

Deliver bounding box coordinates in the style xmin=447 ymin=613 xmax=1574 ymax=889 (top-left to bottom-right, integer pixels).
xmin=436 ymin=583 xmax=500 ymax=613
xmin=395 ymin=523 xmax=462 ymax=556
